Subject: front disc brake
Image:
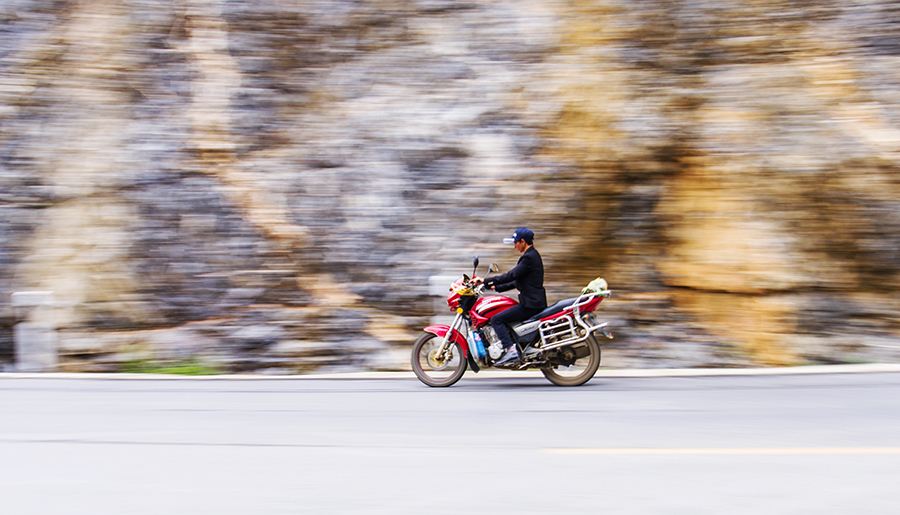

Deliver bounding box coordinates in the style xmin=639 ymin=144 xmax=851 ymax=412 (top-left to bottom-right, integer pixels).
xmin=427 ymin=347 xmax=451 ymax=371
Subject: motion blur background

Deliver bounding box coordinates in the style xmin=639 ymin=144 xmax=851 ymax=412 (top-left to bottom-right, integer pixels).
xmin=2 ymin=0 xmax=900 ymax=373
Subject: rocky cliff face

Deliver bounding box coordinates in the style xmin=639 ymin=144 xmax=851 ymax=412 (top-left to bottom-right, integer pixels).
xmin=2 ymin=0 xmax=900 ymax=372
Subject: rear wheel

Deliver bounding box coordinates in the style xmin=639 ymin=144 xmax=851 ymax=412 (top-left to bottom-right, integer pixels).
xmin=411 ymin=332 xmax=467 ymax=387
xmin=541 ymin=335 xmax=601 ymax=387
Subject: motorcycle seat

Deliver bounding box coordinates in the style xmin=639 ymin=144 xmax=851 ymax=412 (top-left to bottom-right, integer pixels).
xmin=523 ymin=297 xmax=580 ymax=324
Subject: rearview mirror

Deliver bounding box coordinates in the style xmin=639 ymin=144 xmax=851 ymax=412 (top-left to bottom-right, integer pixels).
xmin=489 ymin=263 xmax=500 ymax=273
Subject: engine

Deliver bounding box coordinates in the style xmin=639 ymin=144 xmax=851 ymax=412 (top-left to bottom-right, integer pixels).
xmin=480 ymin=326 xmax=501 ymax=347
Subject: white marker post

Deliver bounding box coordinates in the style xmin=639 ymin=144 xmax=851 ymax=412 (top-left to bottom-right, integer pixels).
xmin=428 ymin=275 xmax=460 ymax=327
xmin=11 ymin=291 xmax=58 ymax=372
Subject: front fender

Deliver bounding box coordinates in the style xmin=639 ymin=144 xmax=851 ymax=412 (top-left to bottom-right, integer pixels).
xmin=423 ymin=325 xmax=469 ymax=358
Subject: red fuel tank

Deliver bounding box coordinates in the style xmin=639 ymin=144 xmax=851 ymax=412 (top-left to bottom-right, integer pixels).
xmin=470 ymin=295 xmax=518 ymax=328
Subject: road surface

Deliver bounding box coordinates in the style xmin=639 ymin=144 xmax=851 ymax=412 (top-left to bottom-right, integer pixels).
xmin=1 ymin=370 xmax=899 ymax=514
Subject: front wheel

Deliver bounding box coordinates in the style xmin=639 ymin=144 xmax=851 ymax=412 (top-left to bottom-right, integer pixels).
xmin=541 ymin=335 xmax=601 ymax=387
xmin=411 ymin=332 xmax=467 ymax=387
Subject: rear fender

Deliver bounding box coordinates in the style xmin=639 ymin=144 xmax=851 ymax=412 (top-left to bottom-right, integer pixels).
xmin=542 ymin=296 xmax=603 ymax=322
xmin=423 ymin=325 xmax=469 ymax=358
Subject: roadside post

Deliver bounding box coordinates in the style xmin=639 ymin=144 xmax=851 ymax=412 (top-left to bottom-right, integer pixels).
xmin=428 ymin=275 xmax=459 ymax=327
xmin=11 ymin=291 xmax=58 ymax=372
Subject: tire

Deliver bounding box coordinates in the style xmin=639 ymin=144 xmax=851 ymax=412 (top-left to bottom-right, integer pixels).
xmin=411 ymin=332 xmax=467 ymax=387
xmin=541 ymin=335 xmax=601 ymax=387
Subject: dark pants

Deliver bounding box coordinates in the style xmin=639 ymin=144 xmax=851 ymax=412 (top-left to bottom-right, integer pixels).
xmin=491 ymin=304 xmax=542 ymax=349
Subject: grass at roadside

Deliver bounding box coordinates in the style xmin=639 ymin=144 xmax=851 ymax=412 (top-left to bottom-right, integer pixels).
xmin=121 ymin=358 xmax=222 ymax=376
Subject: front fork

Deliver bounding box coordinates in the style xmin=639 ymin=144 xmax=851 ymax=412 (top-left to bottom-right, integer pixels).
xmin=433 ymin=312 xmax=463 ymax=361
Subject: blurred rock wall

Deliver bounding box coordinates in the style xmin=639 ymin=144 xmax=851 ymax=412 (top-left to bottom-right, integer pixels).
xmin=1 ymin=0 xmax=899 ymax=372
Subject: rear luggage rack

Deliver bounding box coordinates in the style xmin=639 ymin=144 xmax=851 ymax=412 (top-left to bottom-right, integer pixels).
xmin=536 ymin=290 xmax=611 ymax=352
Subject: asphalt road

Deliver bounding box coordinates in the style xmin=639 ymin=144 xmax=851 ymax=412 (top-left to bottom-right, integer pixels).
xmin=2 ymin=371 xmax=899 ymax=514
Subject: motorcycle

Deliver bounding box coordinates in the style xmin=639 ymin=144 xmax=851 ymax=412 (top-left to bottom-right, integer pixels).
xmin=411 ymin=257 xmax=613 ymax=387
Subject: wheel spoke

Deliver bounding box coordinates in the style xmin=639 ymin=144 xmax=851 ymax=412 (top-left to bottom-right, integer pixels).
xmin=411 ymin=333 xmax=467 ymax=387
xmin=541 ymin=336 xmax=601 ymax=387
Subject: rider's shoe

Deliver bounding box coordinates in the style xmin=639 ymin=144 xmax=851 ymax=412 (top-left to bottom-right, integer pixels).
xmin=494 ymin=346 xmax=519 ymax=366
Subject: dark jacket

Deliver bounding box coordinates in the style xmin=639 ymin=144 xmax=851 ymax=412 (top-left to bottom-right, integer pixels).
xmin=485 ymin=246 xmax=547 ymax=310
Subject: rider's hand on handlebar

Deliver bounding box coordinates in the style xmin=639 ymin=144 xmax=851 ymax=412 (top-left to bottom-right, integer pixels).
xmin=473 ymin=277 xmax=495 ymax=291
xmin=472 ymin=277 xmax=492 ymax=292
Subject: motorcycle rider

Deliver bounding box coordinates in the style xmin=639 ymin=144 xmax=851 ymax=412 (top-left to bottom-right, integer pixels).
xmin=480 ymin=227 xmax=547 ymax=365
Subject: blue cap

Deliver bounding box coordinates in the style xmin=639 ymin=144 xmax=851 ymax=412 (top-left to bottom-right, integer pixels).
xmin=503 ymin=227 xmax=534 ymax=245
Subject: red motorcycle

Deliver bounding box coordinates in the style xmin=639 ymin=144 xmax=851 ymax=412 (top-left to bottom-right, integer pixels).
xmin=411 ymin=257 xmax=613 ymax=387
